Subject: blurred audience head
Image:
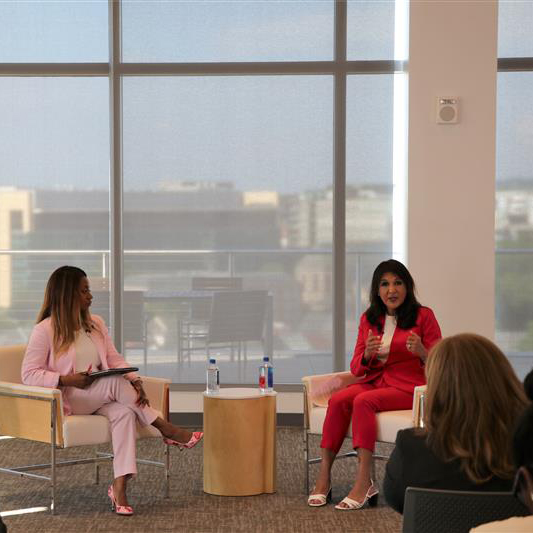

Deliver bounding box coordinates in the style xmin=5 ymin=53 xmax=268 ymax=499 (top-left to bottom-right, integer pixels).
xmin=425 ymin=333 xmax=528 ymax=484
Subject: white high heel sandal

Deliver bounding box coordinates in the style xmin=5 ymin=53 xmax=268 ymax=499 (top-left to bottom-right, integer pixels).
xmin=335 ymin=481 xmax=379 ymax=510
xmin=307 ymin=486 xmax=332 ymax=507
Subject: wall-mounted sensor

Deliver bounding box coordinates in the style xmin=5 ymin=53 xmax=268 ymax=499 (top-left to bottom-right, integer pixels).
xmin=436 ymin=96 xmax=459 ymax=124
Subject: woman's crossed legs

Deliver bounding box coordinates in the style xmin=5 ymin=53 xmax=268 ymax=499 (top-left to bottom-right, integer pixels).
xmin=65 ymin=376 xmax=194 ymax=507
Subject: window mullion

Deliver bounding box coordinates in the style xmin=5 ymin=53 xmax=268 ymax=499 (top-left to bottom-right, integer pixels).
xmin=109 ymin=0 xmax=123 ymax=351
xmin=333 ymin=0 xmax=347 ymax=373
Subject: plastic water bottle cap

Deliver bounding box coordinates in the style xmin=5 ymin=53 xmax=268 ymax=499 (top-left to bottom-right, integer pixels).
xmin=209 ymin=358 xmax=216 ymax=364
xmin=263 ymin=356 xmax=269 ymax=362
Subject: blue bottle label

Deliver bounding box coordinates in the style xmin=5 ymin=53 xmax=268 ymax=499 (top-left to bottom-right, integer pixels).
xmin=267 ymin=367 xmax=273 ymax=388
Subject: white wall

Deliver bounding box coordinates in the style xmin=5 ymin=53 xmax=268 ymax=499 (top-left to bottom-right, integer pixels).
xmin=408 ymin=1 xmax=498 ymax=338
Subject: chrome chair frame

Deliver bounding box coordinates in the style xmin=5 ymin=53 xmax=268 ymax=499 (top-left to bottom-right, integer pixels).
xmin=0 ymin=345 xmax=171 ymax=515
xmin=0 ymin=386 xmax=170 ymax=514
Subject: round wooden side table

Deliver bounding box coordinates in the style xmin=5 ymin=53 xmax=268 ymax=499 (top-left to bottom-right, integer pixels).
xmin=203 ymin=387 xmax=277 ymax=496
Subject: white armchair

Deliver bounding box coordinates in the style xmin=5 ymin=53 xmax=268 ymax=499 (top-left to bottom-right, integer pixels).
xmin=0 ymin=344 xmax=171 ymax=514
xmin=302 ymin=371 xmax=425 ymax=493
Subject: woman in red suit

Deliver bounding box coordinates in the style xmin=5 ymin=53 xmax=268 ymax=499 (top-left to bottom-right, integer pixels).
xmin=308 ymin=259 xmax=441 ymax=510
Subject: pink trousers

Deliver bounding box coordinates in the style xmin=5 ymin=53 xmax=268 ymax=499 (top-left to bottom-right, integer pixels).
xmin=64 ymin=376 xmax=160 ymax=479
xmin=320 ymin=377 xmax=413 ymax=453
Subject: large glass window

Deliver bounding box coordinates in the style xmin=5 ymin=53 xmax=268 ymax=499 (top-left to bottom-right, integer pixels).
xmin=0 ymin=2 xmax=108 ymax=62
xmin=0 ymin=77 xmax=109 ymax=342
xmin=495 ymin=71 xmax=533 ymax=378
xmin=123 ymin=76 xmax=334 ymax=382
xmin=122 ymin=0 xmax=334 ymax=63
xmin=498 ymin=1 xmax=533 ymax=58
xmin=0 ymin=1 xmax=402 ymax=385
xmin=345 ymin=74 xmax=394 ymax=361
xmin=347 ymin=0 xmax=395 ymax=60
xmin=496 ymin=2 xmax=533 ymax=378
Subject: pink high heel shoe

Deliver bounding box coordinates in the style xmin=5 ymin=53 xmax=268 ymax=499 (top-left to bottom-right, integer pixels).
xmin=164 ymin=431 xmax=203 ymax=450
xmin=107 ymin=484 xmax=134 ymax=516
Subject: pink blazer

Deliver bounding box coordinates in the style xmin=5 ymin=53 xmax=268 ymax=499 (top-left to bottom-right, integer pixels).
xmin=21 ymin=314 xmax=139 ymax=415
xmin=350 ymin=306 xmax=442 ymax=394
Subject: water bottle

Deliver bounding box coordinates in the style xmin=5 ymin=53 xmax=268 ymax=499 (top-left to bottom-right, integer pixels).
xmin=206 ymin=358 xmax=219 ymax=394
xmin=259 ymin=356 xmax=273 ymax=393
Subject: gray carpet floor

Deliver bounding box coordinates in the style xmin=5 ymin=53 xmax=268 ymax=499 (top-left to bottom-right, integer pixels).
xmin=0 ymin=429 xmax=402 ymax=532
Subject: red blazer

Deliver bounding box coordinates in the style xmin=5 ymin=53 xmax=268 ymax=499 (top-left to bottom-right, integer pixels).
xmin=350 ymin=306 xmax=441 ymax=394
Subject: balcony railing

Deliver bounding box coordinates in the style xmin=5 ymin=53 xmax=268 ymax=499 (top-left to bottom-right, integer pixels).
xmin=2 ymin=247 xmax=532 ymax=369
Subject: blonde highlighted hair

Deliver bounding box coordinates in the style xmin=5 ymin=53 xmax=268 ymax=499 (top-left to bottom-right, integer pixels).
xmin=37 ymin=266 xmax=94 ymax=356
xmin=424 ymin=333 xmax=528 ymax=484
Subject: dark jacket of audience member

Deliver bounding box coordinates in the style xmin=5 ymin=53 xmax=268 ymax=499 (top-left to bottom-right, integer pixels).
xmin=514 ymin=365 xmax=533 ymax=468
xmin=384 ymin=333 xmax=528 ymax=514
xmin=384 ymin=429 xmax=514 ymax=513
xmin=512 ymin=370 xmax=533 ymax=514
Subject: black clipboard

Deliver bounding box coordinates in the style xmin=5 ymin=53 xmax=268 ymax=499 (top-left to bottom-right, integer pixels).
xmin=88 ymin=367 xmax=138 ymax=379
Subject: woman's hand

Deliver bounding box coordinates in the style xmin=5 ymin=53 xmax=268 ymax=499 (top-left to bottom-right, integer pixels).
xmin=59 ymin=372 xmax=95 ymax=389
xmin=406 ymin=331 xmax=427 ymax=361
xmin=364 ymin=330 xmax=382 ymax=362
xmin=132 ymin=379 xmax=150 ymax=407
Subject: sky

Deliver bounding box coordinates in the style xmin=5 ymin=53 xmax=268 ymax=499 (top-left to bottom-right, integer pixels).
xmin=0 ymin=1 xmax=532 ymax=193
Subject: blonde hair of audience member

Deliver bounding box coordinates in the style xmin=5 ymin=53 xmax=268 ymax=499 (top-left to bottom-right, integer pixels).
xmin=424 ymin=333 xmax=528 ymax=484
xmin=37 ymin=265 xmax=94 ymax=356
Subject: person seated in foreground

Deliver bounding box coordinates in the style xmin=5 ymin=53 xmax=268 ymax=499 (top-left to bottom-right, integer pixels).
xmin=308 ymin=259 xmax=442 ymax=510
xmin=470 ymin=369 xmax=533 ymax=532
xmin=383 ymin=333 xmax=528 ymax=514
xmin=22 ymin=266 xmax=203 ymax=516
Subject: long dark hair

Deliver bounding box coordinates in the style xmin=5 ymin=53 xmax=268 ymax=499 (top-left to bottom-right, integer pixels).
xmin=37 ymin=265 xmax=93 ymax=356
xmin=365 ymin=259 xmax=420 ymax=332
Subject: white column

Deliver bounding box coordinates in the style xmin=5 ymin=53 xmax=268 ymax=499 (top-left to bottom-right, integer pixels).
xmin=408 ymin=1 xmax=498 ymax=338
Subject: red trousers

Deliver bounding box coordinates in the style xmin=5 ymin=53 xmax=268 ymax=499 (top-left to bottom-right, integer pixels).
xmin=320 ymin=377 xmax=413 ymax=453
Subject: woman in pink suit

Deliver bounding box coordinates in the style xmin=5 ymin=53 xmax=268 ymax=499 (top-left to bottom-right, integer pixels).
xmin=22 ymin=266 xmax=203 ymax=516
xmin=308 ymin=259 xmax=441 ymax=510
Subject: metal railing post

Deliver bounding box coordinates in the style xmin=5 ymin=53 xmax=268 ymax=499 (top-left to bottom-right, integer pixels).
xmin=228 ymin=251 xmax=235 ymax=277
xmin=355 ymin=252 xmax=362 ymax=327
xmin=94 ymin=446 xmax=100 ymax=485
xmin=50 ymin=398 xmax=57 ymax=515
xmin=165 ymin=443 xmax=170 ymax=498
xmin=101 ymin=251 xmax=107 ymax=280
